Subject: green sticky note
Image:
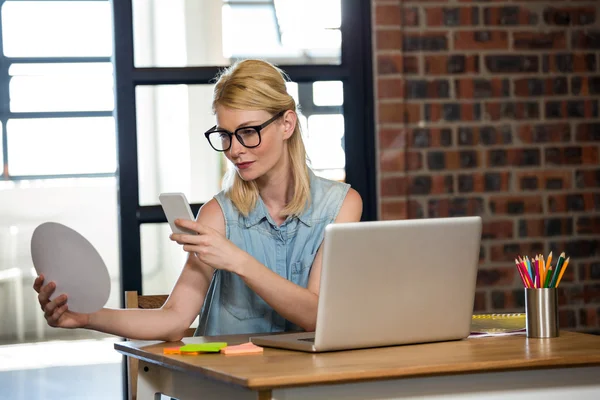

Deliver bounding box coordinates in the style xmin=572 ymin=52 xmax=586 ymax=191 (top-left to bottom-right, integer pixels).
xmin=179 ymin=342 xmax=227 ymax=353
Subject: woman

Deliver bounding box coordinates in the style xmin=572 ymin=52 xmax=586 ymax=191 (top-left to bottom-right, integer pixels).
xmin=34 ymin=59 xmax=363 ymax=341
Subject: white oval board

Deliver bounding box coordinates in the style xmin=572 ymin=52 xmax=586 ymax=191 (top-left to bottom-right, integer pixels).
xmin=30 ymin=222 xmax=110 ymax=314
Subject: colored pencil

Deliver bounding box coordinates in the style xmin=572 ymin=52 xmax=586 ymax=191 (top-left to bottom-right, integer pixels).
xmin=549 ymin=252 xmax=566 ymax=288
xmin=515 ymin=260 xmax=529 ymax=288
xmin=554 ymin=257 xmax=570 ymax=287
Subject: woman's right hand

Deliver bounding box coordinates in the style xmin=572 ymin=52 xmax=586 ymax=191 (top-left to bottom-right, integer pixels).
xmin=33 ymin=275 xmax=90 ymax=329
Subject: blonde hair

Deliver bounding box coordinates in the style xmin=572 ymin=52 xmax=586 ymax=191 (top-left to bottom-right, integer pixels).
xmin=212 ymin=59 xmax=310 ymax=218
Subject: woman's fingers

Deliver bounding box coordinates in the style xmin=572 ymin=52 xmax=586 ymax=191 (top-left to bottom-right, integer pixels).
xmin=49 ymin=304 xmax=69 ymax=325
xmin=170 ymin=233 xmax=204 ymax=246
xmin=33 ymin=275 xmax=45 ymax=293
xmin=37 ymin=282 xmax=56 ymax=308
xmin=44 ymin=294 xmax=67 ymax=318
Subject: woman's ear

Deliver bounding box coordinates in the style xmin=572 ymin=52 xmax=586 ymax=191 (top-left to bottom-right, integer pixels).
xmin=281 ymin=110 xmax=297 ymax=140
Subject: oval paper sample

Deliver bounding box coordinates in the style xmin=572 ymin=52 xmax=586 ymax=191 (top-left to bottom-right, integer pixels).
xmin=31 ymin=222 xmax=110 ymax=314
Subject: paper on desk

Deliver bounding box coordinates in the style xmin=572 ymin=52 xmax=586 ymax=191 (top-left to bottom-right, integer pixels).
xmin=469 ymin=313 xmax=526 ymax=338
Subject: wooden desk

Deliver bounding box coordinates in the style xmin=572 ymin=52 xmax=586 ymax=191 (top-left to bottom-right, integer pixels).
xmin=115 ymin=331 xmax=600 ymax=400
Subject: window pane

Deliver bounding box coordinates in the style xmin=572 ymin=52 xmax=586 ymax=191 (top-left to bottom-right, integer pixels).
xmin=7 ymin=118 xmax=116 ymax=176
xmin=313 ymin=81 xmax=343 ymax=106
xmin=306 ymin=114 xmax=345 ymax=174
xmin=132 ymin=0 xmax=341 ymax=67
xmin=1 ymin=1 xmax=113 ymax=57
xmin=286 ymin=82 xmax=299 ymax=106
xmin=140 ymin=223 xmax=200 ymax=326
xmin=9 ymin=63 xmax=114 ymax=112
xmin=136 ymin=85 xmax=223 ymax=206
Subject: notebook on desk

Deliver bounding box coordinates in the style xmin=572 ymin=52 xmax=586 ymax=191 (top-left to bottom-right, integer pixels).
xmin=251 ymin=216 xmax=482 ymax=352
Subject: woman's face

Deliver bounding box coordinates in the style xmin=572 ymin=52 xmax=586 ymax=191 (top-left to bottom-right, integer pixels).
xmin=215 ymin=106 xmax=295 ymax=182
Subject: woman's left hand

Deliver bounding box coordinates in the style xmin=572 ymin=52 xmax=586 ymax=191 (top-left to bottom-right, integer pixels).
xmin=170 ymin=219 xmax=248 ymax=274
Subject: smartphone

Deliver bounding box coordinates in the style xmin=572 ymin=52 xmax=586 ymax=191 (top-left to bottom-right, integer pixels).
xmin=159 ymin=192 xmax=197 ymax=235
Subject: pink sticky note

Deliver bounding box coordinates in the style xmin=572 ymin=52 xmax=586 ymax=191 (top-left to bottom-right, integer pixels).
xmin=220 ymin=342 xmax=263 ymax=355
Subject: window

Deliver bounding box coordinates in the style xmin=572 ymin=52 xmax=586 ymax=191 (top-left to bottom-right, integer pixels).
xmin=1 ymin=0 xmax=115 ymax=179
xmin=2 ymin=1 xmax=112 ymax=57
xmin=132 ymin=0 xmax=342 ymax=67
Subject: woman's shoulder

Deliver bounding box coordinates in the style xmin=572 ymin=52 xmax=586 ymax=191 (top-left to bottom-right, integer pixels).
xmin=197 ymin=197 xmax=226 ymax=236
xmin=310 ymin=173 xmax=350 ymax=198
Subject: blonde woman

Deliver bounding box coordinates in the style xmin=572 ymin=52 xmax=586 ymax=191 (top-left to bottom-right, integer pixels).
xmin=34 ymin=59 xmax=363 ymax=341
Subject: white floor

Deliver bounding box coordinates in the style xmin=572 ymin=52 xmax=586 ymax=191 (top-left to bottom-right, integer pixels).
xmin=0 ymin=338 xmax=123 ymax=400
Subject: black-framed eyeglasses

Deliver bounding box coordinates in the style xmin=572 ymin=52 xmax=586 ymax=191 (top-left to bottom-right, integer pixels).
xmin=204 ymin=110 xmax=286 ymax=152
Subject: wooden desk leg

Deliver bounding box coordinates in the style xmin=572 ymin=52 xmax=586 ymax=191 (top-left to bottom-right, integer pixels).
xmin=137 ymin=360 xmax=272 ymax=400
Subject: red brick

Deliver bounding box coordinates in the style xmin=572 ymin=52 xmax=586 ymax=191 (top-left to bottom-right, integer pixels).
xmin=544 ymin=53 xmax=598 ymax=73
xmin=377 ymin=78 xmax=404 ymax=99
xmin=376 ymin=30 xmax=403 ymax=50
xmin=454 ymin=31 xmax=509 ymax=50
xmin=430 ymin=175 xmax=454 ymax=194
xmin=548 ymin=193 xmax=597 ymax=212
xmin=473 ymin=292 xmax=487 ymax=312
xmin=425 ymin=7 xmax=477 ymax=27
xmin=426 ymin=103 xmax=480 ymax=122
xmin=377 ymin=54 xmax=420 ymax=75
xmin=407 ymin=127 xmax=453 ymax=148
xmin=381 ymin=201 xmax=407 ymax=220
xmin=403 ymin=32 xmax=449 ymax=51
xmin=545 ymin=100 xmax=598 ymax=119
xmin=378 ymin=102 xmax=421 ymax=124
xmin=477 ymin=268 xmax=517 ymax=287
xmin=558 ymin=309 xmax=577 ymax=329
xmin=518 ymin=123 xmax=571 ymax=143
xmin=514 ymin=77 xmax=568 ymax=97
xmin=455 ymin=78 xmax=509 ymax=99
xmin=577 ymin=217 xmax=600 ymax=235
xmin=516 ymin=171 xmax=573 ymax=191
xmin=424 ymin=55 xmax=479 ymax=75
xmin=482 ymin=220 xmax=514 ymax=239
xmin=459 ymin=172 xmax=511 ymax=192
xmin=575 ymin=169 xmax=600 ymax=188
xmin=380 ymin=149 xmax=422 ymax=172
xmin=580 ymin=307 xmax=599 ymax=327
xmin=380 ymin=200 xmax=423 ymax=220
xmin=544 ymin=170 xmax=573 ymax=190
xmin=544 ymin=7 xmax=596 ymax=26
xmin=489 ymin=196 xmax=544 ymax=214
xmin=380 ymin=176 xmax=406 ymax=197
xmin=379 ymin=128 xmax=406 ymax=149
xmin=513 ymin=31 xmax=567 ymax=50
xmin=375 ymin=4 xmax=402 ymax=26
xmin=428 ymin=197 xmax=484 ymax=218
xmin=484 ymin=6 xmax=539 ymax=25
xmin=490 ymin=242 xmax=545 ymax=262
xmin=579 ymin=263 xmax=600 ymax=281
xmin=485 ymin=102 xmax=539 ymax=120
xmin=402 ymin=7 xmax=420 ymax=26
xmin=545 ymin=146 xmax=599 ymax=165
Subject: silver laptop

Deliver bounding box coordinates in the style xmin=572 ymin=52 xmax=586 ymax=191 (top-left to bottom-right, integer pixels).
xmin=250 ymin=216 xmax=482 ymax=352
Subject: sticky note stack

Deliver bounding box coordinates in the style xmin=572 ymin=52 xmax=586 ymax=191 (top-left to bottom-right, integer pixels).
xmin=220 ymin=342 xmax=263 ymax=355
xmin=163 ymin=342 xmax=228 ymax=355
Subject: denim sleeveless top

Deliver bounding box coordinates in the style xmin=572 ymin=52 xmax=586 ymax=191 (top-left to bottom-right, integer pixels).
xmin=195 ymin=170 xmax=350 ymax=336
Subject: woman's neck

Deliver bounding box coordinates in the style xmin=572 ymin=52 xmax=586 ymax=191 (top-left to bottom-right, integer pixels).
xmin=256 ymin=152 xmax=294 ymax=214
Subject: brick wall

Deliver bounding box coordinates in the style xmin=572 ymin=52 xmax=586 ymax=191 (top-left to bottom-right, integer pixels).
xmin=373 ymin=0 xmax=600 ymax=333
